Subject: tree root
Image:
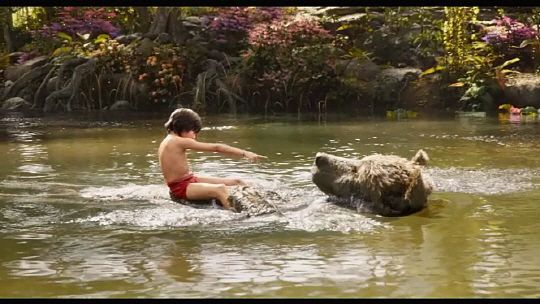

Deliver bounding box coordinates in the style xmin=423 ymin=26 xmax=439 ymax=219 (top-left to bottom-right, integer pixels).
xmin=2 ymin=64 xmax=53 ymax=100
xmin=33 ymin=65 xmax=57 ymax=109
xmin=56 ymin=58 xmax=88 ymax=91
xmin=44 ymin=58 xmax=97 ymax=113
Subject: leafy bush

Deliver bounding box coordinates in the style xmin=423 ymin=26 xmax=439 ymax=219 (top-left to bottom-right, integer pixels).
xmin=481 ymin=15 xmax=540 ymax=71
xmin=482 ymin=16 xmax=538 ymax=47
xmin=91 ymin=40 xmax=186 ymax=105
xmin=241 ymin=17 xmax=336 ymax=111
xmin=34 ymin=7 xmax=119 ymax=40
xmin=201 ymin=7 xmax=286 ymax=54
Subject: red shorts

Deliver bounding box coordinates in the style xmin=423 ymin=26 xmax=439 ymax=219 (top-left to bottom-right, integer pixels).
xmin=167 ymin=174 xmax=199 ymax=199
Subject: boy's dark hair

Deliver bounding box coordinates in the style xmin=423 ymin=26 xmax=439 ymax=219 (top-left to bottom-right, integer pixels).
xmin=164 ymin=108 xmax=202 ymax=135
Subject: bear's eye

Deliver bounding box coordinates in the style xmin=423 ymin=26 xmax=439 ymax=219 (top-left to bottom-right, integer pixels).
xmin=351 ymin=167 xmax=358 ymax=173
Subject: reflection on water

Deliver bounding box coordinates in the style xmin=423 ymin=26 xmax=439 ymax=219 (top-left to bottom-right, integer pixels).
xmin=1 ymin=113 xmax=540 ymax=297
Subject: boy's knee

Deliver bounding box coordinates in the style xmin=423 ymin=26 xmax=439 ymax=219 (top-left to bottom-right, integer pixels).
xmin=216 ymin=184 xmax=228 ymax=195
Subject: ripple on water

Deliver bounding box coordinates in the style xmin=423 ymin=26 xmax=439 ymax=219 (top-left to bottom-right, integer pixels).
xmin=425 ymin=167 xmax=539 ymax=195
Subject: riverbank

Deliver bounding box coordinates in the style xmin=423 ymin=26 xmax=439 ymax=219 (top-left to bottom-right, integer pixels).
xmin=2 ymin=7 xmax=540 ymax=116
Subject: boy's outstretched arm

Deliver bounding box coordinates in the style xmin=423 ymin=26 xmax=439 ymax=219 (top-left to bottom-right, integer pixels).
xmin=180 ymin=138 xmax=267 ymax=162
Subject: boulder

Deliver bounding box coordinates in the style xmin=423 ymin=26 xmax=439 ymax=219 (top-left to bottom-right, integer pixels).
xmin=207 ymin=50 xmax=227 ymax=62
xmin=184 ymin=16 xmax=201 ymax=24
xmin=3 ymin=56 xmax=50 ymax=82
xmin=378 ymin=67 xmax=422 ymax=82
xmin=502 ymin=73 xmax=540 ymax=108
xmin=155 ymin=33 xmax=171 ymax=44
xmin=311 ymin=149 xmax=433 ymax=217
xmin=136 ymin=38 xmax=157 ymax=57
xmin=1 ymin=97 xmax=32 ymax=111
xmin=108 ymin=100 xmax=133 ymax=111
xmin=343 ymin=59 xmax=381 ymax=80
xmin=183 ymin=16 xmax=202 ymax=29
xmin=115 ymin=33 xmax=142 ymax=45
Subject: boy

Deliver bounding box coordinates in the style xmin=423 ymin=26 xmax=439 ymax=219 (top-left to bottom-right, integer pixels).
xmin=158 ymin=108 xmax=267 ymax=211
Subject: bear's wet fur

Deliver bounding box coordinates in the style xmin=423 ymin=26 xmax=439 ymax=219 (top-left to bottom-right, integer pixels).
xmin=311 ymin=149 xmax=433 ymax=217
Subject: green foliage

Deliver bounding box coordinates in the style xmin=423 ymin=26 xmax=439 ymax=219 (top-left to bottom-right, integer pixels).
xmin=241 ymin=16 xmax=336 ymax=111
xmin=331 ymin=7 xmax=444 ymax=67
xmin=442 ymin=7 xmax=479 ymax=74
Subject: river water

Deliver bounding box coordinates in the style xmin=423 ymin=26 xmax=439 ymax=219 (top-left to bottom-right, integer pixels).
xmin=1 ymin=112 xmax=539 ymax=298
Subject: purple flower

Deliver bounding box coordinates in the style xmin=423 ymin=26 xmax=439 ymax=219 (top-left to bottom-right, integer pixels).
xmin=201 ymin=16 xmax=209 ymax=26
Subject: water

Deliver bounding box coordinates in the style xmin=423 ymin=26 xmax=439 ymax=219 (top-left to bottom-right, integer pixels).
xmin=1 ymin=112 xmax=540 ymax=298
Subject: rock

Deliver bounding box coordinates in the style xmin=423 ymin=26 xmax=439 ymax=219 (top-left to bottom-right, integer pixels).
xmin=114 ymin=35 xmax=129 ymax=44
xmin=109 ymin=100 xmax=133 ymax=111
xmin=4 ymin=80 xmax=13 ymax=87
xmin=1 ymin=97 xmax=32 ymax=111
xmin=136 ymin=38 xmax=157 ymax=57
xmin=207 ymin=50 xmax=227 ymax=62
xmin=502 ymin=73 xmax=540 ymax=108
xmin=184 ymin=16 xmax=201 ymax=24
xmin=116 ymin=33 xmax=143 ymax=45
xmin=141 ymin=33 xmax=159 ymax=40
xmin=343 ymin=59 xmax=381 ymax=80
xmin=155 ymin=32 xmax=171 ymax=44
xmin=4 ymin=56 xmax=50 ymax=82
xmin=183 ymin=17 xmax=202 ymax=29
xmin=311 ymin=149 xmax=432 ymax=217
xmin=372 ymin=67 xmax=423 ymax=109
xmin=378 ymin=67 xmax=422 ymax=82
xmin=182 ymin=21 xmax=201 ymax=28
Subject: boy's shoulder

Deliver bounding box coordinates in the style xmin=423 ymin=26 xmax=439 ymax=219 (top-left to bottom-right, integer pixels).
xmin=168 ymin=135 xmax=197 ymax=147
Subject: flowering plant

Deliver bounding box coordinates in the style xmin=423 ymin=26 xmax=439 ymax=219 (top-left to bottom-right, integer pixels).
xmin=481 ymin=15 xmax=540 ymax=71
xmin=201 ymin=6 xmax=285 ymax=52
xmin=482 ymin=16 xmax=538 ymax=47
xmin=33 ymin=7 xmax=119 ymax=40
xmin=138 ymin=49 xmax=185 ymax=104
xmin=243 ymin=17 xmax=333 ymax=88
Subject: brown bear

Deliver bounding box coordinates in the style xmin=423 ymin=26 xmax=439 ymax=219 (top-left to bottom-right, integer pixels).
xmin=311 ymin=149 xmax=433 ymax=217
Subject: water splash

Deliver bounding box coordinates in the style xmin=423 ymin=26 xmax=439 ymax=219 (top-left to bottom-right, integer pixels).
xmin=74 ymin=184 xmax=390 ymax=234
xmin=80 ymin=184 xmax=170 ymax=201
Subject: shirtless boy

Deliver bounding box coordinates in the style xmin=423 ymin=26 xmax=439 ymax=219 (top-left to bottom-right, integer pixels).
xmin=158 ymin=108 xmax=267 ymax=211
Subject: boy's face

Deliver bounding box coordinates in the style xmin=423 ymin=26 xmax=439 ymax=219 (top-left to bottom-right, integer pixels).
xmin=180 ymin=130 xmax=197 ymax=139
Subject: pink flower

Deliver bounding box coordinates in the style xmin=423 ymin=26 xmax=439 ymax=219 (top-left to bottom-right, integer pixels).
xmin=509 ymin=106 xmax=521 ymax=115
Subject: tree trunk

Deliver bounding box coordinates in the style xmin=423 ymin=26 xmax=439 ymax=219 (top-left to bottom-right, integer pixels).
xmin=2 ymin=8 xmax=15 ymax=53
xmin=135 ymin=7 xmax=151 ymax=33
xmin=147 ymin=7 xmax=187 ymax=45
xmin=147 ymin=7 xmax=169 ymax=35
xmin=166 ymin=7 xmax=187 ymax=45
xmin=42 ymin=7 xmax=56 ymax=23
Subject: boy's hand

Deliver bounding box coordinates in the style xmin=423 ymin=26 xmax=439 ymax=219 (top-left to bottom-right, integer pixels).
xmin=243 ymin=151 xmax=268 ymax=163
